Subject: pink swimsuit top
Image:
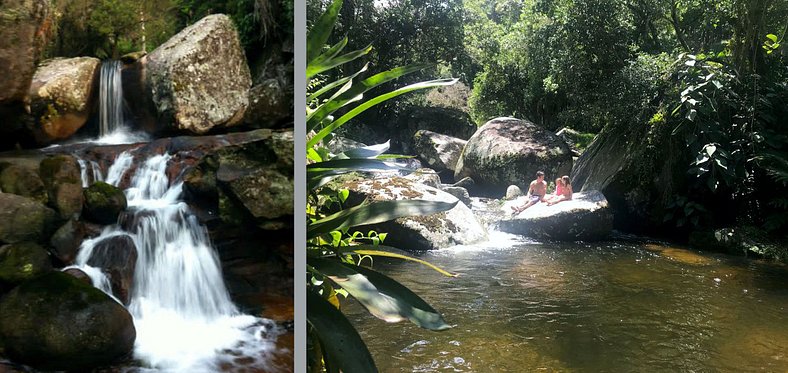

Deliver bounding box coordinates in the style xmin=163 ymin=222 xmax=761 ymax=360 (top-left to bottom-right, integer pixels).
xmin=554 ymin=183 xmax=565 ymax=196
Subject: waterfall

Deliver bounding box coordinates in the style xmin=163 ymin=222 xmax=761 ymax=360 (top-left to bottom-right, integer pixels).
xmin=99 ymin=60 xmax=124 ymax=137
xmin=68 ymin=151 xmax=280 ymax=371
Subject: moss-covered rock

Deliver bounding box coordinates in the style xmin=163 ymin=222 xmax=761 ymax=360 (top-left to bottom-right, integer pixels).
xmin=144 ymin=14 xmax=251 ymax=134
xmin=0 ymin=271 xmax=136 ymax=371
xmin=0 ymin=242 xmax=52 ymax=285
xmin=83 ymin=182 xmax=127 ymax=224
xmin=0 ymin=193 xmax=57 ymax=244
xmin=455 ymin=117 xmax=574 ymax=197
xmin=39 ymin=154 xmax=81 ymax=186
xmin=0 ymin=164 xmax=48 ymax=203
xmin=27 ymin=57 xmax=100 ymax=144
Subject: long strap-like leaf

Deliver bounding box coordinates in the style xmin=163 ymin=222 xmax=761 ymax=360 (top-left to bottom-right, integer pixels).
xmin=308 ymin=199 xmax=458 ymax=238
xmin=308 ymin=78 xmax=458 ymax=148
xmin=307 ymin=290 xmax=378 ymax=373
xmin=306 ymin=0 xmax=343 ymax=64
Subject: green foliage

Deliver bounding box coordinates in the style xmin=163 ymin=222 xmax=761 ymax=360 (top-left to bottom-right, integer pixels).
xmin=307 ymin=1 xmax=458 ymax=370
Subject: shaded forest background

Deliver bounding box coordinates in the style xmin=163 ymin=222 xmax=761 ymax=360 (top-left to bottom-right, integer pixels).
xmin=46 ymin=0 xmax=294 ymax=62
xmin=307 ymin=0 xmax=788 ymax=245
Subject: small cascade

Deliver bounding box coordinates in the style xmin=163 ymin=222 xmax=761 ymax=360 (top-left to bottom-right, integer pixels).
xmin=68 ymin=151 xmax=280 ymax=371
xmin=77 ymin=158 xmax=105 ymax=187
xmin=99 ymin=61 xmax=125 ymax=137
xmin=95 ymin=61 xmax=148 ymax=144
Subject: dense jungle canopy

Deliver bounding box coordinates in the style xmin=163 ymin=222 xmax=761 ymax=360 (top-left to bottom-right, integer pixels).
xmin=307 ymin=0 xmax=788 ymax=249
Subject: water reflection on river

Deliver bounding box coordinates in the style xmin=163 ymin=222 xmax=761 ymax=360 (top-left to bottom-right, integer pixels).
xmin=343 ymin=232 xmax=788 ymax=372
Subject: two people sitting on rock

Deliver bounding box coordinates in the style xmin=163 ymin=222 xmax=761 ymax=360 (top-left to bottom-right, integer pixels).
xmin=545 ymin=175 xmax=573 ymax=206
xmin=512 ymin=171 xmax=573 ymax=214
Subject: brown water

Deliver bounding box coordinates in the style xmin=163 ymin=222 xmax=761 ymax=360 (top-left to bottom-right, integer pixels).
xmin=344 ymin=233 xmax=788 ymax=372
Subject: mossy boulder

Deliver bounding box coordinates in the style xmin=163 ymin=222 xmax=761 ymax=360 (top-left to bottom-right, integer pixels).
xmin=0 ymin=164 xmax=48 ymax=203
xmin=143 ymin=14 xmax=251 ymax=134
xmin=0 ymin=242 xmax=52 ymax=285
xmin=39 ymin=154 xmax=81 ymax=186
xmin=0 ymin=271 xmax=136 ymax=371
xmin=215 ymin=130 xmax=293 ymax=230
xmin=455 ymin=117 xmax=574 ymax=197
xmin=245 ymin=78 xmax=293 ymax=129
xmin=83 ymin=182 xmax=127 ymax=224
xmin=27 ymin=57 xmax=101 ymax=144
xmin=0 ymin=193 xmax=57 ymax=244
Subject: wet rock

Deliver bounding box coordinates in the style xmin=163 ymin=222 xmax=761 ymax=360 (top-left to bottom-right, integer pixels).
xmin=183 ymin=157 xmax=219 ymax=201
xmin=0 ymin=272 xmax=136 ymax=371
xmin=143 ymin=14 xmax=251 ymax=134
xmin=62 ymin=267 xmax=92 ymax=284
xmin=0 ymin=0 xmax=52 ymax=105
xmin=83 ymin=182 xmax=127 ymax=224
xmin=0 ymin=242 xmax=51 ymax=285
xmin=0 ymin=164 xmax=48 ymax=203
xmin=340 ymin=176 xmax=487 ymax=250
xmin=455 ymin=117 xmax=573 ymax=197
xmin=27 ymin=57 xmax=100 ymax=144
xmin=50 ymin=219 xmax=86 ymax=264
xmin=216 ymin=130 xmax=293 ymax=229
xmin=327 ymin=136 xmax=366 ymax=155
xmin=0 ymin=193 xmax=57 ymax=244
xmin=86 ymin=235 xmax=137 ymax=304
xmin=412 ymin=130 xmax=466 ymax=176
xmin=51 ymin=181 xmax=83 ymax=219
xmin=498 ymin=190 xmax=613 ymax=241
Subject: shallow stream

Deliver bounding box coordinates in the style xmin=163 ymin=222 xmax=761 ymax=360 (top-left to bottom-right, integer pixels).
xmin=345 ymin=232 xmax=788 ymax=372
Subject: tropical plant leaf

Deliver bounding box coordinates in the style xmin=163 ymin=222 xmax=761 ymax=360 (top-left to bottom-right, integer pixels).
xmin=309 ymin=78 xmax=458 ymax=147
xmin=306 ymin=0 xmax=343 ymax=64
xmin=338 ymin=245 xmax=457 ymax=277
xmin=307 ymin=45 xmax=373 ymax=79
xmin=307 ymin=63 xmax=369 ymax=103
xmin=307 ymin=290 xmax=377 ymax=373
xmin=310 ymin=258 xmax=452 ymax=330
xmin=307 ymin=64 xmax=433 ymax=132
xmin=308 ymin=200 xmax=458 ymax=238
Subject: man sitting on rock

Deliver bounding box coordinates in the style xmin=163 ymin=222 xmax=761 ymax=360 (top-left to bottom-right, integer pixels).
xmin=512 ymin=170 xmax=547 ymax=214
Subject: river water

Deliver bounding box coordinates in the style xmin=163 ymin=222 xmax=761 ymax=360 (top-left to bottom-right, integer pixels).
xmin=344 ymin=232 xmax=788 ymax=372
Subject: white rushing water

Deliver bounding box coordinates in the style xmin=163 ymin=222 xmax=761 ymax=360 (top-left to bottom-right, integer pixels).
xmin=71 ymin=152 xmax=280 ymax=372
xmin=95 ymin=60 xmax=149 ymax=145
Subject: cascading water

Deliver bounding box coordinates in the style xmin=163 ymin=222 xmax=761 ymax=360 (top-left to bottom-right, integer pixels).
xmin=99 ymin=60 xmax=124 ymax=137
xmin=71 ymin=151 xmax=280 ymax=371
xmin=95 ymin=61 xmax=147 ymax=144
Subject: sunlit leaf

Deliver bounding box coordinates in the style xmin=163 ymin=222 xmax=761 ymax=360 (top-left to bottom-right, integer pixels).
xmin=308 ymin=200 xmax=458 ymax=238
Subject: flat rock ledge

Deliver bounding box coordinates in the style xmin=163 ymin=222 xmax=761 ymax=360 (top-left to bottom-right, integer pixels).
xmin=497 ymin=190 xmax=612 ymax=241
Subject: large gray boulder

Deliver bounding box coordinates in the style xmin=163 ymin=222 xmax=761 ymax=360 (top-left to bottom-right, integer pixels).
xmin=341 ymin=176 xmax=488 ymax=250
xmin=144 ymin=14 xmax=251 ymax=134
xmin=27 ymin=57 xmax=100 ymax=144
xmin=0 ymin=193 xmax=57 ymax=244
xmin=412 ymin=130 xmax=466 ymax=176
xmin=0 ymin=272 xmax=136 ymax=371
xmin=498 ymin=191 xmax=612 ymax=241
xmin=455 ymin=117 xmax=573 ymax=197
